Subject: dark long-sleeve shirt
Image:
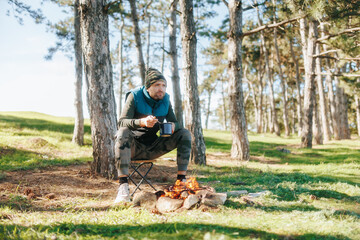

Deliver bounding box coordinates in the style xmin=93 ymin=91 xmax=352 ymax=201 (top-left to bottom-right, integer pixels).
xmin=118 ymin=92 xmax=180 ymax=144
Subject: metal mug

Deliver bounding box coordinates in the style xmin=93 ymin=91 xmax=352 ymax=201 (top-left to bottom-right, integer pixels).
xmin=160 ymin=122 xmax=172 ymax=137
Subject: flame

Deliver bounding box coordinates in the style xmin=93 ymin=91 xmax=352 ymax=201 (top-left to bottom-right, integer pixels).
xmin=161 ymin=177 xmax=201 ymax=199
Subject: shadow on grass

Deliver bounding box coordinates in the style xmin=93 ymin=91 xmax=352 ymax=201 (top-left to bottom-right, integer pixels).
xmin=251 ymin=141 xmax=360 ymax=165
xmin=0 ymin=114 xmax=91 ymax=135
xmin=199 ymin=165 xmax=359 ymax=202
xmin=226 ymin=200 xmax=320 ymax=212
xmin=204 ymin=136 xmax=232 ymax=152
xmin=0 ymin=223 xmax=350 ymax=240
xmin=0 ymin=146 xmax=88 ymax=171
xmin=205 ymin=138 xmax=360 ymax=165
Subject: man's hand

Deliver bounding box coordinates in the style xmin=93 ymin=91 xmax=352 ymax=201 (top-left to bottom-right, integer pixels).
xmin=171 ymin=122 xmax=175 ymax=133
xmin=140 ymin=115 xmax=158 ymax=128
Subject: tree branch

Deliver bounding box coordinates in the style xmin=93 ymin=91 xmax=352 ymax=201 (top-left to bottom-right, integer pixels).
xmin=161 ymin=47 xmax=170 ymax=55
xmin=317 ymin=27 xmax=360 ymax=42
xmin=241 ymin=16 xmax=303 ymax=37
xmin=313 ymin=49 xmax=339 ymax=57
xmin=316 ymin=72 xmax=360 ymax=77
xmin=221 ymin=0 xmax=229 ymax=8
xmin=243 ymin=1 xmax=266 ymax=12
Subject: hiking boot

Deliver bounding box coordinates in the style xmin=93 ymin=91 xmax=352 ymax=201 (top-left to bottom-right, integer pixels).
xmin=114 ymin=183 xmax=130 ymax=203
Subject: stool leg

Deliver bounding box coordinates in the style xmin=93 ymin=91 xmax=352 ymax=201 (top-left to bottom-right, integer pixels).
xmin=129 ymin=162 xmax=157 ymax=196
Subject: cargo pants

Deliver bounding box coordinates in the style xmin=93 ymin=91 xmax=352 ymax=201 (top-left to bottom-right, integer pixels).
xmin=115 ymin=127 xmax=192 ymax=176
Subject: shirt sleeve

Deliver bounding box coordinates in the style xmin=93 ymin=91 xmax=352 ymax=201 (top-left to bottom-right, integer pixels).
xmin=118 ymin=93 xmax=142 ymax=129
xmin=166 ymin=102 xmax=181 ymax=131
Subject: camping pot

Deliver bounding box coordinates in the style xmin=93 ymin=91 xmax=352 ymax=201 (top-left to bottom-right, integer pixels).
xmin=160 ymin=122 xmax=172 ymax=137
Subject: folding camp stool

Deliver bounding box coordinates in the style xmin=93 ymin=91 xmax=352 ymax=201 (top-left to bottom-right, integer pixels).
xmin=128 ymin=159 xmax=157 ymax=196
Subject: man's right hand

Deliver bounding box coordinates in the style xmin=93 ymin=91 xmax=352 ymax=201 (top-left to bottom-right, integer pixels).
xmin=140 ymin=115 xmax=158 ymax=128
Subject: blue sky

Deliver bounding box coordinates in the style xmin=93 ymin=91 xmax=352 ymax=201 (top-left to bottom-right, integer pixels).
xmin=0 ymin=1 xmax=86 ymax=117
xmin=0 ymin=1 xmax=232 ymax=124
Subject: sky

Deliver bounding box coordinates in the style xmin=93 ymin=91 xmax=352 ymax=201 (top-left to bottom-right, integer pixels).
xmin=0 ymin=1 xmax=233 ymax=126
xmin=0 ymin=1 xmax=86 ymax=118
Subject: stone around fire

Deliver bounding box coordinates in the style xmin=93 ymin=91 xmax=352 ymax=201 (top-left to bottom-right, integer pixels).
xmin=156 ymin=197 xmax=184 ymax=213
xmin=133 ymin=191 xmax=157 ymax=209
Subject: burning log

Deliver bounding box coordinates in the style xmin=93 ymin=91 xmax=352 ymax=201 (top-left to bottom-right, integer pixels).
xmin=131 ymin=177 xmax=228 ymax=212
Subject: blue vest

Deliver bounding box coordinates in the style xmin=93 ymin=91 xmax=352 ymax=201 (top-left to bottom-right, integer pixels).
xmin=127 ymin=86 xmax=170 ymax=120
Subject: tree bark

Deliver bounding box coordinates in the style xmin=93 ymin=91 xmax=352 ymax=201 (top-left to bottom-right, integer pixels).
xmin=169 ymin=0 xmax=184 ymax=128
xmin=256 ymin=53 xmax=264 ymax=133
xmin=179 ymin=0 xmax=206 ymax=165
xmin=205 ymin=90 xmax=212 ymax=129
xmin=334 ymin=67 xmax=343 ymax=139
xmin=146 ymin=15 xmax=151 ymax=68
xmin=117 ymin=17 xmax=125 ymax=120
xmin=315 ymin=40 xmax=331 ymax=142
xmin=248 ymin=80 xmax=259 ymax=132
xmin=129 ymin=0 xmax=146 ymax=85
xmin=79 ymin=0 xmax=117 ymax=178
xmin=313 ymin=96 xmax=323 ymax=144
xmin=320 ymin=23 xmax=340 ymax=140
xmin=227 ymin=0 xmax=250 ymax=160
xmin=161 ymin=20 xmax=165 ymax=73
xmin=273 ymin=25 xmax=289 ymax=136
xmin=301 ymin=19 xmax=318 ymax=148
xmin=256 ymin=3 xmax=280 ymax=136
xmin=289 ymin=36 xmax=303 ymax=136
xmin=338 ymin=87 xmax=351 ymax=139
xmin=72 ymin=0 xmax=84 ymax=146
xmin=221 ymin=80 xmax=228 ymax=131
xmin=356 ymin=94 xmax=360 ymax=137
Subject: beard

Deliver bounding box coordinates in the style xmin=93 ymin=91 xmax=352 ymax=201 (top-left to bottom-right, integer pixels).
xmin=153 ymin=91 xmax=165 ymax=100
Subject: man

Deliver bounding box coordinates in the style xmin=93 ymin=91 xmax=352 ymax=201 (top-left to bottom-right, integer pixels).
xmin=114 ymin=68 xmax=192 ymax=203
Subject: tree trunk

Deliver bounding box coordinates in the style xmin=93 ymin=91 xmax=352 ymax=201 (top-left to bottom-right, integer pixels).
xmin=339 ymin=87 xmax=351 ymax=139
xmin=289 ymin=36 xmax=303 ymax=137
xmin=221 ymin=80 xmax=228 ymax=131
xmin=272 ymin=7 xmax=289 ymax=136
xmin=263 ymin=99 xmax=268 ymax=133
xmin=313 ymin=96 xmax=323 ymax=144
xmin=256 ymin=4 xmax=280 ymax=136
xmin=129 ymin=0 xmax=146 ymax=85
xmin=179 ymin=0 xmax=206 ymax=165
xmin=315 ymin=40 xmax=331 ymax=142
xmin=146 ymin=15 xmax=151 ymax=68
xmin=227 ymin=0 xmax=250 ymax=160
xmin=205 ymin=91 xmax=212 ymax=129
xmin=301 ymin=19 xmax=318 ymax=148
xmin=320 ymin=23 xmax=340 ymax=140
xmin=72 ymin=0 xmax=84 ymax=146
xmin=79 ymin=0 xmax=117 ymax=178
xmin=169 ymin=0 xmax=184 ymax=128
xmin=267 ymin=95 xmax=274 ymax=133
xmin=334 ymin=69 xmax=343 ymax=139
xmin=118 ymin=17 xmax=125 ymax=119
xmin=256 ymin=56 xmax=264 ymax=133
xmin=248 ymin=80 xmax=259 ymax=132
xmin=292 ymin=98 xmax=296 ymax=135
xmin=161 ymin=20 xmax=165 ymax=73
xmin=356 ymin=94 xmax=360 ymax=137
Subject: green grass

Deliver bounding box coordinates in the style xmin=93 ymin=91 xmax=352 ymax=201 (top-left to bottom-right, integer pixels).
xmin=0 ymin=112 xmax=92 ymax=171
xmin=1 ymin=112 xmax=360 ymax=239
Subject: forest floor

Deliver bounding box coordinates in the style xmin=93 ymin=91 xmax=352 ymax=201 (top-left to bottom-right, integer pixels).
xmin=1 ymin=112 xmax=359 ymax=240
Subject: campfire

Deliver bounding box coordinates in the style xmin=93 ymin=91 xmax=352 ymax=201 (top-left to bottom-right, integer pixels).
xmin=132 ymin=177 xmax=227 ymax=213
xmin=161 ymin=177 xmax=202 ymax=199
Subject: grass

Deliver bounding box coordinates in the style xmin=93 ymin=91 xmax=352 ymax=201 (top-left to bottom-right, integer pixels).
xmin=0 ymin=112 xmax=92 ymax=171
xmin=1 ymin=111 xmax=360 ymax=239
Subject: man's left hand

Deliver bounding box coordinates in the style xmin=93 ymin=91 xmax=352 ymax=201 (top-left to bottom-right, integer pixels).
xmin=171 ymin=122 xmax=175 ymax=133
